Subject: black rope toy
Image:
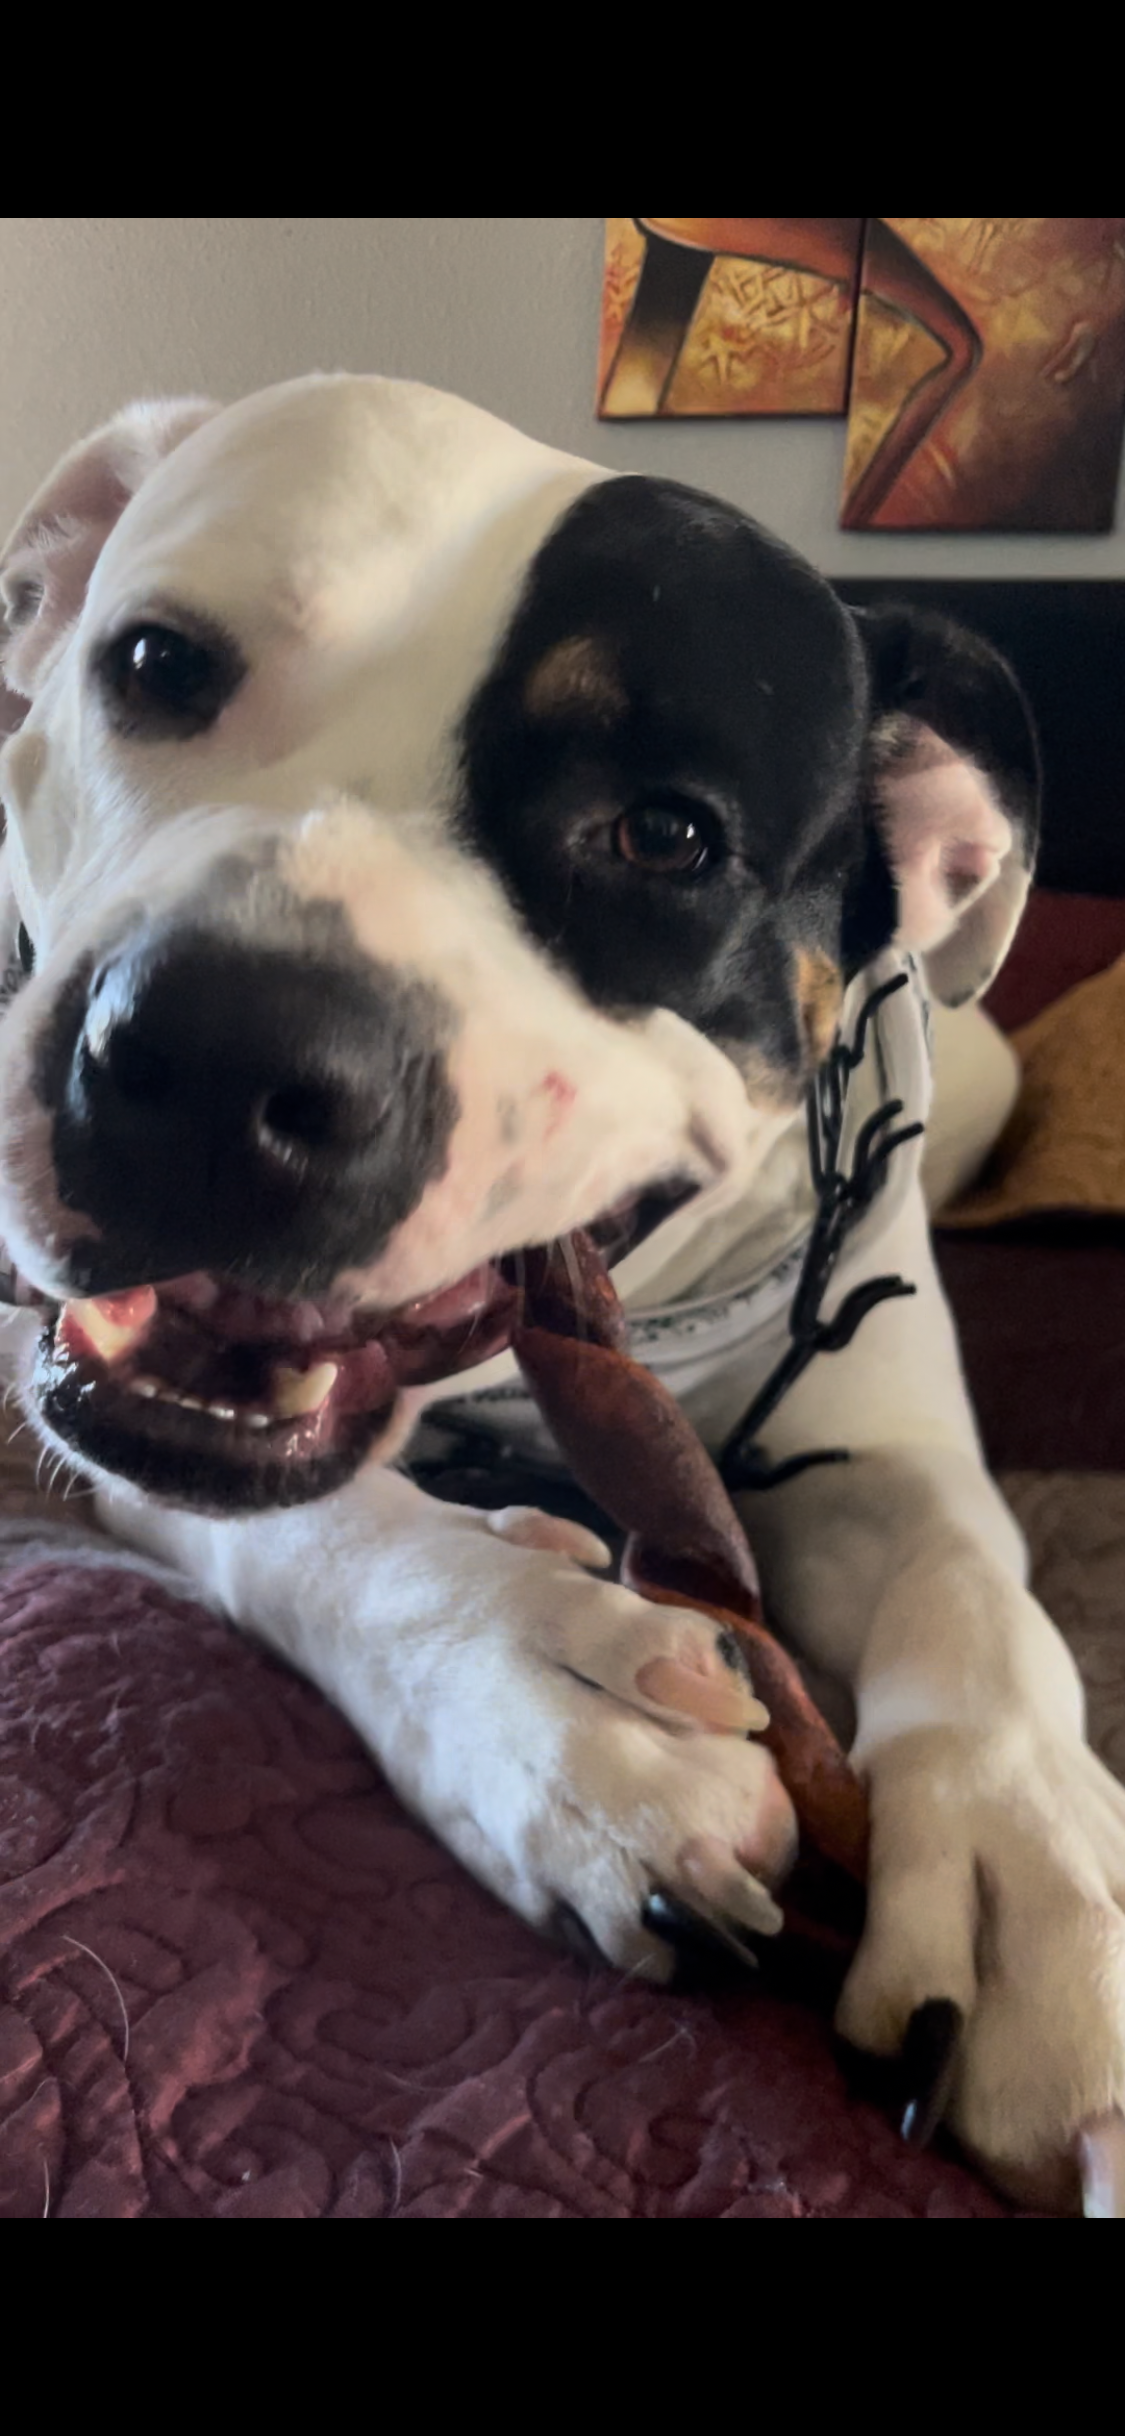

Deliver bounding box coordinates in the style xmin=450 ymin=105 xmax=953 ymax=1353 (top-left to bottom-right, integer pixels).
xmin=720 ymin=970 xmax=924 ymax=1493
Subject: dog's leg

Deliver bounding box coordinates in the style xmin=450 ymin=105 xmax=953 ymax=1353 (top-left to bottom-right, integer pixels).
xmin=742 ymin=1184 xmax=1125 ymax=2204
xmin=95 ymin=1462 xmax=796 ymax=1974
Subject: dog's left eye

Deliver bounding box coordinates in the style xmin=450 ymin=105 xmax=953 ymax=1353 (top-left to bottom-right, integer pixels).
xmin=613 ymin=801 xmax=718 ymax=878
xmin=95 ymin=622 xmax=243 ymax=738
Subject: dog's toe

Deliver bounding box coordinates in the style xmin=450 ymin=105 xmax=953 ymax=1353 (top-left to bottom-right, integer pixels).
xmin=485 ymin=1504 xmax=613 ymax=1569
xmin=546 ymin=1576 xmax=769 ymax=1738
xmin=838 ymin=1733 xmax=1125 ymax=2207
xmin=835 ymin=1853 xmax=979 ymax=2060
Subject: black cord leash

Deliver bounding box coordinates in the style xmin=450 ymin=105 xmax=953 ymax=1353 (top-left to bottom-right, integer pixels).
xmin=719 ymin=973 xmax=924 ymax=1494
xmin=414 ymin=972 xmax=927 ymax=1513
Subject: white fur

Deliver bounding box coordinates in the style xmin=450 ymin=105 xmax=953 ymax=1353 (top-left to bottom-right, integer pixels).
xmin=0 ymin=373 xmax=1121 ymax=2209
xmin=922 ymin=1000 xmax=1020 ymax=1216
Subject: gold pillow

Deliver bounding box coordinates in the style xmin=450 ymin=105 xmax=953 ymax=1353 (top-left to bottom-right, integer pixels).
xmin=941 ymin=954 xmax=1125 ymax=1228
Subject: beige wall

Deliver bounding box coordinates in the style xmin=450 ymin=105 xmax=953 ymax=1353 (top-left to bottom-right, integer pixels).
xmin=3 ymin=216 xmax=1124 ymax=576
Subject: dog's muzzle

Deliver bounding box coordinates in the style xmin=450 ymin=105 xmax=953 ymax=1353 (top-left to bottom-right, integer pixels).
xmin=7 ymin=923 xmax=497 ymax=1510
xmin=11 ymin=920 xmax=694 ymax=1515
xmin=41 ymin=928 xmax=459 ymax=1296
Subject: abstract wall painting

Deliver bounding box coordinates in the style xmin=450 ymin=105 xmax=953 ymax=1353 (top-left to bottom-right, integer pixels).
xmin=596 ymin=217 xmax=1125 ymax=534
xmin=597 ymin=218 xmax=865 ymax=420
xmin=841 ymin=216 xmax=1125 ymax=532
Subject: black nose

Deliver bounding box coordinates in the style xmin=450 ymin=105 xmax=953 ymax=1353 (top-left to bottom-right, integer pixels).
xmin=47 ymin=932 xmax=459 ymax=1294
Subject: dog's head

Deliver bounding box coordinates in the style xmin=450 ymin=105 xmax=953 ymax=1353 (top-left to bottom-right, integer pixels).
xmin=0 ymin=374 xmax=1039 ymax=1512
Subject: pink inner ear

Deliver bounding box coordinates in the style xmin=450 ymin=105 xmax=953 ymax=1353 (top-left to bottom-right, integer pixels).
xmin=2 ymin=397 xmax=218 ymax=706
xmin=880 ymin=743 xmax=1012 ymax=953
xmin=3 ymin=506 xmax=129 ymax=704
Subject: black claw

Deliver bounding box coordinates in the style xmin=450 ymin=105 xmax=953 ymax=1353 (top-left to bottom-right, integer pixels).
xmin=550 ymin=1900 xmax=608 ymax=1969
xmin=641 ymin=1888 xmax=761 ymax=1990
xmin=900 ymin=1998 xmax=964 ymax=2148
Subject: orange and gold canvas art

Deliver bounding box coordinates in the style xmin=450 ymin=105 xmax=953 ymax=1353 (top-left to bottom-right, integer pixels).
xmin=596 ymin=217 xmax=1125 ymax=533
xmin=842 ymin=216 xmax=1125 ymax=531
xmin=597 ymin=218 xmax=865 ymax=420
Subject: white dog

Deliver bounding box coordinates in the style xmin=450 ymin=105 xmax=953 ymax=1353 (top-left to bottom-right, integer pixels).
xmin=1 ymin=375 xmax=1123 ymax=2211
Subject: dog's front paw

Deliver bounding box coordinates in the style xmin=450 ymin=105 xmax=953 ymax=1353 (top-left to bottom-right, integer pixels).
xmin=98 ymin=1476 xmax=797 ymax=1978
xmin=838 ymin=1726 xmax=1125 ymax=2210
xmin=400 ymin=1543 xmax=799 ymax=1982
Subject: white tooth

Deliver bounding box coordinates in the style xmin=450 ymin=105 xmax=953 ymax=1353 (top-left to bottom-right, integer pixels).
xmin=245 ymin=1412 xmax=271 ymax=1431
xmin=271 ymin=1361 xmax=339 ymax=1419
xmin=129 ymin=1377 xmax=160 ymax=1399
xmin=156 ymin=1388 xmax=179 ymax=1404
xmin=176 ymin=1396 xmax=204 ymax=1412
xmin=65 ymin=1295 xmax=151 ymax=1366
xmin=206 ymin=1403 xmax=236 ymax=1421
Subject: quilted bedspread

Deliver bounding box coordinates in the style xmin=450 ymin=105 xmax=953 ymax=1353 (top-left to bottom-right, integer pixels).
xmin=0 ymin=1543 xmax=991 ymax=2221
xmin=1 ymin=1468 xmax=1122 ymax=2220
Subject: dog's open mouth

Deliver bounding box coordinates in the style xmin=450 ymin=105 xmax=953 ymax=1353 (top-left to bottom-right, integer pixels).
xmin=24 ymin=1185 xmax=690 ymax=1511
xmin=33 ymin=1263 xmax=521 ymax=1509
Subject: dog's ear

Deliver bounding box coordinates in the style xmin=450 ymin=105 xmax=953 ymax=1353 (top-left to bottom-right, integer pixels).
xmin=850 ymin=604 xmax=1041 ymax=1006
xmin=1 ymin=397 xmax=220 ymax=720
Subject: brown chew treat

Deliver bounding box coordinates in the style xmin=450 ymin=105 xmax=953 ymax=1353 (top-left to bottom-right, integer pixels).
xmin=512 ymin=1236 xmax=869 ymax=1889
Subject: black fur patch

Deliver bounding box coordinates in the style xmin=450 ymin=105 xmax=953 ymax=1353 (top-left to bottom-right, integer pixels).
xmin=459 ymin=477 xmax=870 ymax=1096
xmin=459 ymin=480 xmax=1042 ymax=1063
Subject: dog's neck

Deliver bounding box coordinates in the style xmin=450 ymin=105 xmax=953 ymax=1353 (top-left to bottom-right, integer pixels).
xmin=612 ymin=1107 xmax=814 ymax=1316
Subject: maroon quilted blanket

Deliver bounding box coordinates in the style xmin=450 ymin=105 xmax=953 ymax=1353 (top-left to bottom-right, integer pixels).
xmin=0 ymin=1548 xmax=1010 ymax=2219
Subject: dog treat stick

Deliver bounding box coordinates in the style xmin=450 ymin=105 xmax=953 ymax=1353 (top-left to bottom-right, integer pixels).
xmin=512 ymin=1236 xmax=869 ymax=1887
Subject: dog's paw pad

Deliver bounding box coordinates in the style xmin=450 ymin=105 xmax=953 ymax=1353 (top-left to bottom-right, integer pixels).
xmin=486 ymin=1505 xmax=611 ymax=1568
xmin=635 ymin=1653 xmax=768 ymax=1736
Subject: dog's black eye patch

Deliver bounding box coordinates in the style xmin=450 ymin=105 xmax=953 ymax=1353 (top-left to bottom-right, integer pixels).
xmin=17 ymin=924 xmax=35 ymax=976
xmin=94 ymin=620 xmax=244 ymax=740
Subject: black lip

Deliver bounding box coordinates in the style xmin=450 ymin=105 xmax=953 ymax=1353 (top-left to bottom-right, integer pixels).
xmin=34 ymin=1319 xmax=391 ymax=1516
xmin=18 ymin=1174 xmax=701 ymax=1515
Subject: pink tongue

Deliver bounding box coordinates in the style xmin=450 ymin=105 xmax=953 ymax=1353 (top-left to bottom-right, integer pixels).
xmin=382 ymin=1264 xmax=518 ymax=1388
xmin=91 ymin=1287 xmax=158 ymax=1330
xmin=395 ymin=1270 xmax=504 ymax=1334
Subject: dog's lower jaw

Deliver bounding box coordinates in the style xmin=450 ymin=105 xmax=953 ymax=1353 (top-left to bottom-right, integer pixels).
xmin=20 ymin=1247 xmax=518 ymax=1513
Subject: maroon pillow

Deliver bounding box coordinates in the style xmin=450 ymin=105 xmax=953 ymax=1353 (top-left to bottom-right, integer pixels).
xmin=940 ymin=888 xmax=1125 ymax=1474
xmin=985 ymin=890 xmax=1125 ymax=1034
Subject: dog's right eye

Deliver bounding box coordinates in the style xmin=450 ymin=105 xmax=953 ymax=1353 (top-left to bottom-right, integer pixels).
xmin=95 ymin=622 xmax=243 ymax=739
xmin=613 ymin=800 xmax=720 ymax=879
